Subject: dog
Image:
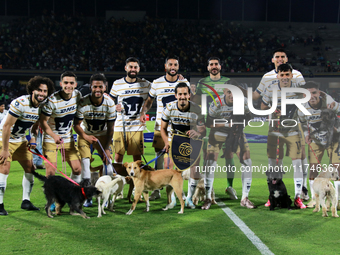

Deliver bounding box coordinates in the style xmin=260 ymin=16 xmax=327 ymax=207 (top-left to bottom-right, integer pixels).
xmin=95 ymin=175 xmax=126 ymax=217
xmin=124 ymin=160 xmax=184 ymax=215
xmin=32 ymin=170 xmax=101 ymax=219
xmin=90 ymin=159 xmax=135 ymax=203
xmin=191 ymin=179 xmax=217 ymax=206
xmin=266 ymin=169 xmax=292 ymax=210
xmin=182 ymin=170 xmax=216 ymax=206
xmin=310 ymin=109 xmax=340 ymax=150
xmin=313 ymin=166 xmax=339 ymax=217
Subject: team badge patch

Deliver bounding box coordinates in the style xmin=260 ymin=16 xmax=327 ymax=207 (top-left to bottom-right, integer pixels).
xmin=170 ymin=134 xmax=203 ymax=171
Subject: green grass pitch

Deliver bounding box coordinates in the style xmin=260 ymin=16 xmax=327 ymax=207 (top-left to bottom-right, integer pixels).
xmin=0 ymin=121 xmax=337 ymax=255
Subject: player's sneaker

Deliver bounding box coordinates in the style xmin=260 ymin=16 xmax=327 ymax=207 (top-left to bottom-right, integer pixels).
xmin=225 ymin=186 xmax=238 ymax=200
xmin=201 ymin=199 xmax=212 ymax=210
xmin=0 ymin=203 xmax=8 ymax=216
xmin=300 ymin=186 xmax=310 ymax=201
xmin=307 ymin=199 xmax=316 ymax=208
xmin=185 ymin=198 xmax=195 ymax=209
xmin=240 ymin=198 xmax=257 ymax=209
xmin=264 ymin=199 xmax=271 ymax=207
xmin=83 ymin=199 xmax=93 ymax=207
xmin=21 ymin=200 xmax=39 ymax=210
xmin=149 ymin=190 xmax=161 ymax=201
xmin=294 ymin=197 xmax=307 ymax=209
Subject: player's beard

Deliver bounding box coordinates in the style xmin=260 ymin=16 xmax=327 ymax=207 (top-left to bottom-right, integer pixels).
xmin=127 ymin=71 xmax=138 ymax=79
xmin=167 ymin=68 xmax=178 ymax=77
xmin=209 ymin=68 xmax=220 ymax=76
xmin=34 ymin=92 xmax=46 ymax=103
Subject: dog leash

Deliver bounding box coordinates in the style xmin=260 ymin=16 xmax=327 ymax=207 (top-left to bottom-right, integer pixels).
xmin=307 ymin=121 xmax=323 ymax=166
xmin=274 ymin=110 xmax=280 ymax=165
xmin=28 ymin=147 xmax=87 ymax=198
xmin=95 ymin=139 xmax=117 ymax=174
xmin=56 ymin=140 xmax=67 ymax=175
xmin=141 ymin=149 xmax=166 ymax=169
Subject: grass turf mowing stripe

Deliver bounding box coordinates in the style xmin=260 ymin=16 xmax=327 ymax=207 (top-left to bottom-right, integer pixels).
xmin=216 ymin=197 xmax=274 ymax=255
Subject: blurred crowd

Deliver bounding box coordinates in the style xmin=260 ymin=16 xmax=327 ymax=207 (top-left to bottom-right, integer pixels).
xmin=0 ymin=14 xmax=325 ymax=73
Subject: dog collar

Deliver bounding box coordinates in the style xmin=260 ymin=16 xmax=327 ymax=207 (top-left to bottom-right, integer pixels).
xmin=81 ymin=188 xmax=87 ymax=199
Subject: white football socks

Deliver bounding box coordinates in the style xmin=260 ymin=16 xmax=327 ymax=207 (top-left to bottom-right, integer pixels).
xmin=241 ymin=159 xmax=252 ymax=200
xmin=309 ymin=179 xmax=315 ymax=200
xmin=293 ymin=159 xmax=303 ymax=198
xmin=187 ymin=178 xmax=199 ymax=200
xmin=22 ymin=173 xmax=34 ymax=201
xmin=0 ymin=173 xmax=8 ymax=204
xmin=204 ymin=160 xmax=216 ymax=200
xmin=81 ymin=158 xmax=91 ymax=179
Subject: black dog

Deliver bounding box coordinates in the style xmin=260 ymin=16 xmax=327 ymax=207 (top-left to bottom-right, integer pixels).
xmin=32 ymin=170 xmax=101 ymax=218
xmin=266 ymin=170 xmax=292 ymax=210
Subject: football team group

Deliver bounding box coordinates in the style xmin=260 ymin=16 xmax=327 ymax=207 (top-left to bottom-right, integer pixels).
xmin=0 ymin=49 xmax=339 ymax=216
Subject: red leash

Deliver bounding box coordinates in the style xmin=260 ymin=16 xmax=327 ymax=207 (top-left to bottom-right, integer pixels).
xmin=29 ymin=148 xmax=87 ymax=199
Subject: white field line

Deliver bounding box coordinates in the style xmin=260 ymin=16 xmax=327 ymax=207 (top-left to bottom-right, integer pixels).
xmin=216 ymin=198 xmax=275 ymax=255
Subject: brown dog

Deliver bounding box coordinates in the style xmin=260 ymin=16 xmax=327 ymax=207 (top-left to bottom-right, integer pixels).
xmin=90 ymin=159 xmax=135 ymax=203
xmin=124 ymin=160 xmax=184 ymax=215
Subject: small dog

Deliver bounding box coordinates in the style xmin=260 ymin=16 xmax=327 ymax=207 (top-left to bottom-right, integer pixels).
xmin=313 ymin=166 xmax=339 ymax=217
xmin=266 ymin=169 xmax=292 ymax=210
xmin=124 ymin=160 xmax=184 ymax=215
xmin=90 ymin=160 xmax=135 ymax=203
xmin=192 ymin=179 xmax=217 ymax=206
xmin=32 ymin=170 xmax=101 ymax=219
xmin=95 ymin=175 xmax=126 ymax=217
xmin=310 ymin=109 xmax=340 ymax=150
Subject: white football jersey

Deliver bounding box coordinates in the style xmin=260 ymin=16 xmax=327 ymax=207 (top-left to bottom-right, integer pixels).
xmin=161 ymin=101 xmax=205 ymax=134
xmin=149 ymin=76 xmax=190 ymax=131
xmin=262 ymin=82 xmax=303 ymax=137
xmin=75 ymin=94 xmax=116 ymax=136
xmin=298 ymin=94 xmax=339 ymax=146
xmin=256 ymin=69 xmax=305 ymax=97
xmin=0 ymin=109 xmax=8 ymax=124
xmin=110 ymin=77 xmax=150 ymax=132
xmin=0 ymin=95 xmax=40 ymax=143
xmin=41 ymin=90 xmax=81 ymax=143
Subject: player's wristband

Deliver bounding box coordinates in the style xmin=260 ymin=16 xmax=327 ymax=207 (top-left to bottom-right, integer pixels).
xmin=29 ymin=143 xmax=37 ymax=146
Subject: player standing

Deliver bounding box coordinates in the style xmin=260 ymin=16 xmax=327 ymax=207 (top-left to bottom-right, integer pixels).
xmin=110 ymin=57 xmax=150 ymax=164
xmin=261 ymin=64 xmax=306 ymax=209
xmin=140 ymin=56 xmax=190 ymax=200
xmin=39 ymin=71 xmax=82 ymax=182
xmin=0 ymin=76 xmax=55 ymax=215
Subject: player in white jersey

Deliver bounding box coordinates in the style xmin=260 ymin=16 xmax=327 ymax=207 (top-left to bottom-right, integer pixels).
xmin=261 ymin=64 xmax=306 ymax=209
xmin=254 ymin=49 xmax=309 ymax=205
xmin=0 ymin=102 xmax=8 ymax=124
xmin=110 ymin=57 xmax=150 ymax=164
xmin=74 ymin=73 xmax=116 ymax=207
xmin=140 ymin=56 xmax=189 ymax=200
xmin=0 ymin=76 xmax=55 ymax=215
xmin=39 ymin=71 xmax=82 ymax=182
xmin=297 ymin=81 xmax=340 ymax=207
xmin=253 ymin=49 xmax=305 ymax=100
xmin=161 ymin=83 xmax=206 ymax=209
xmin=75 ymin=73 xmax=116 ymax=178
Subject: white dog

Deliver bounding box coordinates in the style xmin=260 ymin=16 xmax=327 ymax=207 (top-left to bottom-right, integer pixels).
xmin=313 ymin=166 xmax=339 ymax=217
xmin=95 ymin=175 xmax=126 ymax=218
